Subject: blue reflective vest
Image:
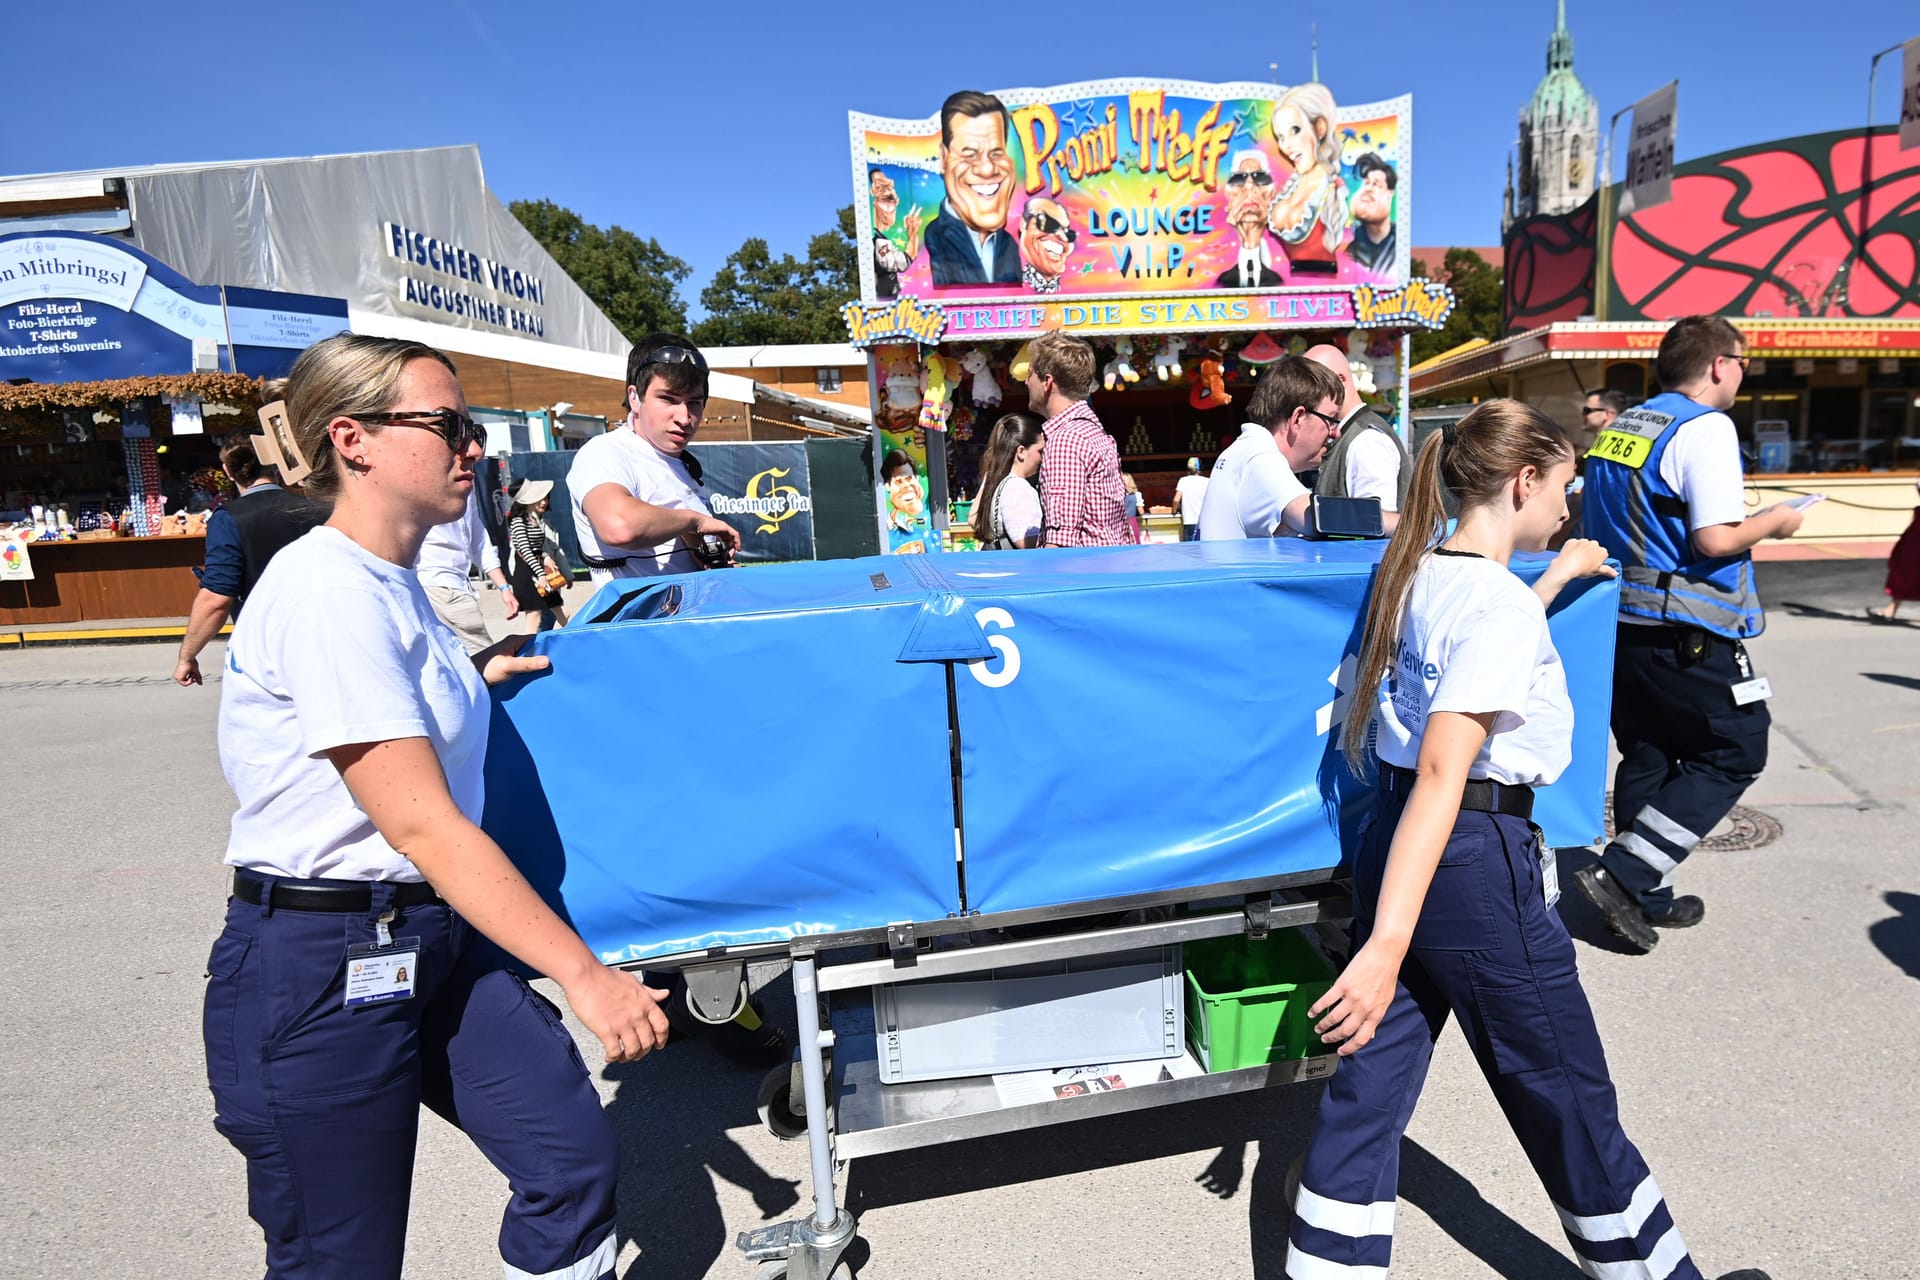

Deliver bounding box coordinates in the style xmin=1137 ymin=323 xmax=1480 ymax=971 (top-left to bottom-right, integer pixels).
xmin=1582 ymin=391 xmax=1764 ymax=639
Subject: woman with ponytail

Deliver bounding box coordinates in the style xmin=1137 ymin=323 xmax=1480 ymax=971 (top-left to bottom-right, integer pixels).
xmin=1283 ymin=400 xmax=1770 ymax=1280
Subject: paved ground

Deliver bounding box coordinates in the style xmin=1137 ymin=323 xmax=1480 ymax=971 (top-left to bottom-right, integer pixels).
xmin=2 ymin=559 xmax=1915 ymax=1279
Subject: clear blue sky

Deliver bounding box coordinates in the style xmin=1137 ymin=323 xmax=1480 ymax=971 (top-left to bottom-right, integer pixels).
xmin=7 ymin=1 xmax=1915 ymax=317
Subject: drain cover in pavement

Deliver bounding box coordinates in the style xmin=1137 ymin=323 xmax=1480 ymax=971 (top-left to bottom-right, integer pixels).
xmin=1604 ymin=795 xmax=1783 ymax=852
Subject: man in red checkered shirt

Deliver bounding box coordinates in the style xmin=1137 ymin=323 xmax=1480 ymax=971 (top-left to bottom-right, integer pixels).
xmin=1026 ymin=332 xmax=1130 ymax=547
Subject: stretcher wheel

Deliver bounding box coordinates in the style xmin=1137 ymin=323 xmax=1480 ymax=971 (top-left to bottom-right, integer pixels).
xmin=757 ymin=1063 xmax=808 ymax=1140
xmin=753 ymin=1262 xmax=852 ymax=1280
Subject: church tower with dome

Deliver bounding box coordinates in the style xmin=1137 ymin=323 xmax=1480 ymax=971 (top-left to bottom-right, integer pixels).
xmin=1504 ymin=1 xmax=1600 ymax=229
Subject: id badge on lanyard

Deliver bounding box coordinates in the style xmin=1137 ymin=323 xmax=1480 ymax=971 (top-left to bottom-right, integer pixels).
xmin=1730 ymin=641 xmax=1771 ymax=707
xmin=345 ymin=910 xmax=419 ymax=1008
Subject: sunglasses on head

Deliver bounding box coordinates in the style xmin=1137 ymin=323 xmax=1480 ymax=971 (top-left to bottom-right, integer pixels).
xmin=1226 ymin=171 xmax=1275 ymax=188
xmin=635 ymin=345 xmax=707 ymax=374
xmin=357 ymin=409 xmax=484 ymax=453
xmin=1025 ymin=211 xmax=1077 ymax=242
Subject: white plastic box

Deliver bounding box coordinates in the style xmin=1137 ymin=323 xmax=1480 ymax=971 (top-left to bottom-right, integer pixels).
xmin=871 ymin=946 xmax=1184 ymax=1084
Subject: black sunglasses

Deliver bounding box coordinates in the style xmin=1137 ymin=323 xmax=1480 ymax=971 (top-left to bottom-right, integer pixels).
xmin=1226 ymin=171 xmax=1275 ymax=188
xmin=635 ymin=345 xmax=708 ymax=374
xmin=357 ymin=409 xmax=484 ymax=452
xmin=1024 ymin=211 xmax=1077 ymax=242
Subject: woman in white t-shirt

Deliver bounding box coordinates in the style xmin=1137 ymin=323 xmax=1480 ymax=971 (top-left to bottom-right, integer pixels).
xmin=202 ymin=334 xmax=667 ymax=1280
xmin=1282 ymin=400 xmax=1769 ymax=1280
xmin=973 ymin=412 xmax=1047 ymax=549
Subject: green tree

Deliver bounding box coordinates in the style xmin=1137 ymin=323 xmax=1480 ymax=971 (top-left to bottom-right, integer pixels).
xmin=1410 ymin=248 xmax=1504 ymax=366
xmin=691 ymin=206 xmax=859 ymax=346
xmin=509 ymin=199 xmax=691 ymax=340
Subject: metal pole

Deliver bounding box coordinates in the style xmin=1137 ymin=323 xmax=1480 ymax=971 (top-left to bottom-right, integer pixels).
xmin=1595 ymin=106 xmax=1631 ymax=323
xmin=790 ymin=953 xmax=840 ymax=1232
xmin=1862 ymin=43 xmax=1902 ymax=270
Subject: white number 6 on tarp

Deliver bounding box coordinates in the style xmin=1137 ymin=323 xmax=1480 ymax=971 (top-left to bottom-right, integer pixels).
xmin=966 ymin=607 xmax=1021 ymax=688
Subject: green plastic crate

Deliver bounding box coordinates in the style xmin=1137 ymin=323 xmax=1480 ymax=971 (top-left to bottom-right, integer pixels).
xmin=1184 ymin=929 xmax=1338 ymax=1072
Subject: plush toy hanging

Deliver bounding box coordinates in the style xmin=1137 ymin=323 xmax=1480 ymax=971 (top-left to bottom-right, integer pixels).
xmin=1102 ymin=336 xmax=1141 ymax=391
xmin=1151 ymin=335 xmax=1188 ymax=382
xmin=1189 ymin=355 xmax=1232 ymax=410
xmin=960 ymin=348 xmax=1002 ymax=407
xmin=1238 ymin=332 xmax=1285 ymax=365
xmin=919 ymin=351 xmax=960 ymax=431
xmin=1008 ymin=338 xmax=1038 ymax=382
xmin=882 ymin=349 xmax=923 ymax=413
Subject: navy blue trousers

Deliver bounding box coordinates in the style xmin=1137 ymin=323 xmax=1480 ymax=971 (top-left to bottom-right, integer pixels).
xmin=203 ymin=879 xmax=619 ymax=1280
xmin=1285 ymin=796 xmax=1702 ymax=1279
xmin=1601 ymin=625 xmax=1770 ymax=910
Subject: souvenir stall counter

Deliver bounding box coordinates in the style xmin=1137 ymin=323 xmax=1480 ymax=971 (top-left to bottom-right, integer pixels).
xmin=0 ymin=373 xmax=267 ymax=625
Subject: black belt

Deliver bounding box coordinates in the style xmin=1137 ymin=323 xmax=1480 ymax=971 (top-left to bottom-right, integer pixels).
xmin=1381 ymin=763 xmax=1534 ymax=820
xmin=231 ymin=871 xmax=442 ymax=913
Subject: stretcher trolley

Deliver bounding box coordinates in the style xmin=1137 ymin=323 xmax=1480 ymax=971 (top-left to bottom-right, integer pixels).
xmin=482 ymin=541 xmax=1619 ymax=1280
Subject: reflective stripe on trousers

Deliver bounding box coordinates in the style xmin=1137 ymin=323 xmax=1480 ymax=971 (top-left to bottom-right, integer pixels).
xmin=1284 ymin=796 xmax=1701 ymax=1280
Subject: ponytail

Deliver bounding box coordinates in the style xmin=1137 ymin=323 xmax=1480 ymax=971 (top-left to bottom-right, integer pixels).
xmin=1341 ymin=430 xmax=1449 ymax=770
xmin=1339 ymin=399 xmax=1575 ymax=773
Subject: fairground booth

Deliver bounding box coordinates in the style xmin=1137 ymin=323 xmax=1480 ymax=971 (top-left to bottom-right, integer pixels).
xmin=1417 ymin=124 xmax=1920 ymax=543
xmin=0 ymin=146 xmax=691 ymax=625
xmin=839 ymin=77 xmax=1456 ymax=552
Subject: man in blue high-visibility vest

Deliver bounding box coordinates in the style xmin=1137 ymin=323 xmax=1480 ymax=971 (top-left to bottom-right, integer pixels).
xmin=1576 ymin=316 xmax=1804 ymax=952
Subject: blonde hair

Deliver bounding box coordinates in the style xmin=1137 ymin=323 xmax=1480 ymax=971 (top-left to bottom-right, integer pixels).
xmin=1029 ymin=331 xmax=1096 ymax=401
xmin=1274 ymin=82 xmax=1341 ymax=173
xmin=1340 ymin=399 xmax=1575 ymax=771
xmin=287 ymin=335 xmax=456 ymax=498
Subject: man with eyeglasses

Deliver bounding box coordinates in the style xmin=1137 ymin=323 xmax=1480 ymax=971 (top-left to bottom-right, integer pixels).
xmin=1018 ymin=197 xmax=1075 ymax=294
xmin=1198 ymin=355 xmax=1345 ymax=539
xmin=567 ymin=333 xmax=743 ymax=585
xmin=1214 ymin=151 xmax=1283 ymax=289
xmin=1576 ymin=315 xmax=1805 ymax=954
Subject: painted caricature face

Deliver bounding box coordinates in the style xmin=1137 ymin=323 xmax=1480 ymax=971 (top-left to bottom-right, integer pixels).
xmin=1225 ymin=155 xmax=1276 ymax=235
xmin=871 ymin=171 xmax=898 ymax=233
xmin=1352 ymin=167 xmax=1393 ymax=228
xmin=1020 ymin=199 xmax=1075 ymax=278
xmin=887 ymin=465 xmax=924 ymax=519
xmin=1272 ymin=103 xmax=1323 ymax=175
xmin=942 ymin=111 xmax=1015 ymax=234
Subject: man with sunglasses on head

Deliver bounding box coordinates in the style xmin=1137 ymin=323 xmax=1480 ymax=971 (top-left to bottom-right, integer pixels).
xmin=1198 ymin=355 xmax=1345 ymax=539
xmin=565 ymin=333 xmax=783 ymax=1066
xmin=1215 ymin=151 xmax=1283 ymax=289
xmin=568 ymin=333 xmax=742 ymax=586
xmin=1577 ymin=315 xmax=1805 ymax=953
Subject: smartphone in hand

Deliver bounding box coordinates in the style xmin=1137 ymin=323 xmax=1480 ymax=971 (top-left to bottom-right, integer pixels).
xmin=1787 ymin=493 xmax=1827 ymax=511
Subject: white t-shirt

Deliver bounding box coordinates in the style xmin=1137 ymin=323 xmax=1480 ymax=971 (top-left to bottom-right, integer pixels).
xmin=219 ymin=526 xmax=489 ymax=882
xmin=1343 ymin=429 xmax=1403 ymax=512
xmin=992 ymin=474 xmax=1044 ymax=547
xmin=1372 ymin=551 xmax=1572 ymax=787
xmin=1175 ymin=473 xmax=1209 ymax=526
xmin=567 ymin=424 xmax=711 ymax=583
xmin=1658 ymin=410 xmax=1747 ymax=529
xmin=1197 ymin=423 xmax=1308 ymax=540
xmin=1621 ymin=407 xmax=1748 ymax=625
xmin=414 ymin=486 xmax=501 ymax=591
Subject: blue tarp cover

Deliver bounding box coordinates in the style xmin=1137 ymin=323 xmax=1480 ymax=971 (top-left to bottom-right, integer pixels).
xmin=483 ymin=542 xmax=1620 ymax=963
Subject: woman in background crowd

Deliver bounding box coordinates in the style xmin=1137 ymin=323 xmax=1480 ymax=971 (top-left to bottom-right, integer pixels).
xmin=973 ymin=412 xmax=1047 ymax=549
xmin=507 ymin=478 xmax=569 ymax=631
